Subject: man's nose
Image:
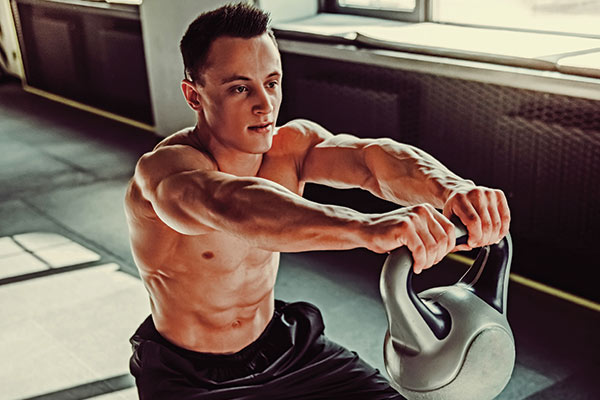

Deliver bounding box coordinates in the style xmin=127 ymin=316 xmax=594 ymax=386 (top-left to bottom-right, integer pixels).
xmin=253 ymin=88 xmax=273 ymax=115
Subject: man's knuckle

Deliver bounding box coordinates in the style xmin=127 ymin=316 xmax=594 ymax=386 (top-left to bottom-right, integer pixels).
xmin=466 ymin=212 xmax=480 ymax=222
xmin=413 ymin=205 xmax=427 ymax=215
xmin=455 ymin=191 xmax=467 ymax=200
xmin=466 ymin=187 xmax=480 ymax=197
xmin=413 ymin=242 xmax=425 ymax=253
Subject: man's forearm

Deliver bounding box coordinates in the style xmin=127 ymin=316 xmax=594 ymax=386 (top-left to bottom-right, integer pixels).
xmin=363 ymin=139 xmax=474 ymax=208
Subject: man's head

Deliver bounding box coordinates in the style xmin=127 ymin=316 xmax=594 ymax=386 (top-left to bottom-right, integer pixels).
xmin=180 ymin=2 xmax=276 ymax=85
xmin=179 ymin=3 xmax=282 ymax=156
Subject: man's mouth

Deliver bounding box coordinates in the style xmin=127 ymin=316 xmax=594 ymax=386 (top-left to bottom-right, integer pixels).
xmin=248 ymin=122 xmax=272 ymax=133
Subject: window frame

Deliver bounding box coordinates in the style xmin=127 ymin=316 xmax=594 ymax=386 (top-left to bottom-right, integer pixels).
xmin=322 ymin=0 xmax=432 ymax=23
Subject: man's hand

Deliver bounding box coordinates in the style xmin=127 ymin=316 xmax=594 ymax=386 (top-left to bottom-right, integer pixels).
xmin=365 ymin=204 xmax=456 ymax=274
xmin=443 ymin=184 xmax=510 ymax=251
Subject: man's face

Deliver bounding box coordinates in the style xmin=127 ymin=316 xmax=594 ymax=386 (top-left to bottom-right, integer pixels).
xmin=194 ymin=33 xmax=282 ymax=155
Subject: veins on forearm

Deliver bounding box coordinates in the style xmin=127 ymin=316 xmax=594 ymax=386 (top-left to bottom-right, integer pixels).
xmin=366 ymin=141 xmax=469 ymax=207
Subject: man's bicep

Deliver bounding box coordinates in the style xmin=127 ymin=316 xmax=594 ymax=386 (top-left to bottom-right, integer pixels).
xmin=150 ymin=170 xmax=223 ymax=235
xmin=134 ymin=146 xmax=218 ymax=234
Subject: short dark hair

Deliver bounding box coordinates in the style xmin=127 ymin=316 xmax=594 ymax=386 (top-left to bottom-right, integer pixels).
xmin=180 ymin=2 xmax=276 ymax=85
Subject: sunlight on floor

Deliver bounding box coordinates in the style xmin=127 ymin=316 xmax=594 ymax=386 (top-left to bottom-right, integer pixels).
xmin=0 ymin=233 xmax=148 ymax=400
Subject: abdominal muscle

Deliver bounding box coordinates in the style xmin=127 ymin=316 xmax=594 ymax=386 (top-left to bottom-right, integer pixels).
xmin=132 ymin=226 xmax=281 ymax=354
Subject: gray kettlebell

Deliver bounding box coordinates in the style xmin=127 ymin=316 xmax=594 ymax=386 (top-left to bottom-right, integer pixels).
xmin=380 ymin=218 xmax=515 ymax=400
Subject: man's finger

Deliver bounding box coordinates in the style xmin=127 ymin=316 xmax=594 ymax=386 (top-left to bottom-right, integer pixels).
xmin=497 ymin=191 xmax=511 ymax=239
xmin=429 ymin=211 xmax=454 ymax=264
xmin=455 ymin=201 xmax=482 ymax=248
xmin=479 ymin=206 xmax=493 ymax=247
xmin=408 ymin=236 xmax=427 ymax=274
xmin=416 ymin=226 xmax=437 ymax=271
xmin=486 ymin=191 xmax=502 ymax=244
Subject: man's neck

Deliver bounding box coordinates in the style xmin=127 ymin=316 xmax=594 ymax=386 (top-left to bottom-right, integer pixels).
xmin=193 ymin=125 xmax=263 ymax=177
xmin=215 ymin=151 xmax=263 ymax=177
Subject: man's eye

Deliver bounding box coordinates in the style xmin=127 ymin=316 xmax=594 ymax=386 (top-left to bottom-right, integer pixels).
xmin=267 ymin=81 xmax=279 ymax=89
xmin=234 ymin=86 xmax=248 ymax=94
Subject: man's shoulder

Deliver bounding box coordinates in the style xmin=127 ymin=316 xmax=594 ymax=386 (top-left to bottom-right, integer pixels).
xmin=153 ymin=126 xmax=197 ymax=150
xmin=135 ymin=145 xmax=215 ymax=184
xmin=131 ymin=130 xmax=216 ymax=199
xmin=271 ymin=119 xmax=333 ymax=154
xmin=276 ymin=119 xmax=331 ymax=139
xmin=139 ymin=128 xmax=216 ymax=174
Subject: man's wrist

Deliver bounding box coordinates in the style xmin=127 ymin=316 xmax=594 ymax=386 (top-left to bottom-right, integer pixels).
xmin=439 ymin=178 xmax=477 ymax=204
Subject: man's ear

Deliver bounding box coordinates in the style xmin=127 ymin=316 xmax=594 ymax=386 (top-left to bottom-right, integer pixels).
xmin=181 ymin=79 xmax=202 ymax=111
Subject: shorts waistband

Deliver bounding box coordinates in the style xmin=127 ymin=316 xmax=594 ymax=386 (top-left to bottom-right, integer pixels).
xmin=137 ymin=299 xmax=288 ymax=365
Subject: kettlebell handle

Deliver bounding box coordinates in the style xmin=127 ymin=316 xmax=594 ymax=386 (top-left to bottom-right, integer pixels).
xmin=404 ymin=216 xmax=468 ymax=340
xmin=380 ymin=216 xmax=513 ymax=347
xmin=448 ymin=215 xmax=513 ymax=316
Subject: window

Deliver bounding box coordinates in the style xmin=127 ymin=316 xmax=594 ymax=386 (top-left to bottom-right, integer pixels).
xmin=325 ymin=0 xmax=426 ymax=22
xmin=339 ymin=0 xmax=416 ymax=11
xmin=433 ymin=0 xmax=600 ymax=38
xmin=327 ymin=0 xmax=600 ymax=38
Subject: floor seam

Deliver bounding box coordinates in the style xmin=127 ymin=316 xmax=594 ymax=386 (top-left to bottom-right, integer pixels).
xmin=1 ymin=174 xmax=136 ymax=203
xmin=17 ymin=198 xmax=136 ymax=273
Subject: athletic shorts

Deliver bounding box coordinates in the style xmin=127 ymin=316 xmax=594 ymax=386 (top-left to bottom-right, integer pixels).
xmin=129 ymin=300 xmax=404 ymax=399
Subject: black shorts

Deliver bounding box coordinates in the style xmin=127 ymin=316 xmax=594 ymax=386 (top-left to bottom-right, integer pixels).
xmin=129 ymin=300 xmax=404 ymax=399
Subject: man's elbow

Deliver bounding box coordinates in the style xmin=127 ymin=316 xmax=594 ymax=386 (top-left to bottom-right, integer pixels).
xmin=133 ymin=153 xmax=160 ymax=201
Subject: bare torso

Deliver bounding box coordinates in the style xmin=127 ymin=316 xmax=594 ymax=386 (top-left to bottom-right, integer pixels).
xmin=125 ymin=127 xmax=306 ymax=353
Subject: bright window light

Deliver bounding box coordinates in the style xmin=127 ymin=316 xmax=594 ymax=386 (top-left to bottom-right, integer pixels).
xmin=339 ymin=0 xmax=417 ymax=11
xmin=434 ymin=0 xmax=600 ymax=37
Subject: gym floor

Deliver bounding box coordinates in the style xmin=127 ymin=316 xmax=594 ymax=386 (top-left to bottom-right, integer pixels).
xmin=1 ymin=78 xmax=598 ymax=400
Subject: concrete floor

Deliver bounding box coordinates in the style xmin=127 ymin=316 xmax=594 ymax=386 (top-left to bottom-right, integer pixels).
xmin=1 ymin=78 xmax=598 ymax=399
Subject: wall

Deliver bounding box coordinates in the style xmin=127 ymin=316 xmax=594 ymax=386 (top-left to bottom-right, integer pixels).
xmin=140 ymin=0 xmax=240 ymax=136
xmin=257 ymin=0 xmax=318 ymax=23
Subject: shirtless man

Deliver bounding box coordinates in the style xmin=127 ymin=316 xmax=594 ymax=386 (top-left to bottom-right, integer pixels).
xmin=125 ymin=4 xmax=510 ymax=399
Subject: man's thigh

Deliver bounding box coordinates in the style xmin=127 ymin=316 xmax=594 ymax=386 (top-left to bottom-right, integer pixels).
xmin=132 ymin=337 xmax=403 ymax=400
xmin=259 ymin=334 xmax=405 ymax=400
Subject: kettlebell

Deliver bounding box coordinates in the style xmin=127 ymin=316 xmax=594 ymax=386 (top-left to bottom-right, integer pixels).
xmin=380 ymin=217 xmax=515 ymax=400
